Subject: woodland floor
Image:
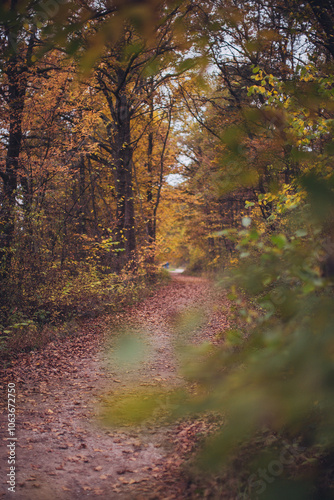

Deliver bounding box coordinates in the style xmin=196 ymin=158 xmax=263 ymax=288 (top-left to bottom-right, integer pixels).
xmin=0 ymin=275 xmax=235 ymax=499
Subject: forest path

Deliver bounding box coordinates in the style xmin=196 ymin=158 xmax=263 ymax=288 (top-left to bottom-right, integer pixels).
xmin=0 ymin=276 xmax=230 ymax=500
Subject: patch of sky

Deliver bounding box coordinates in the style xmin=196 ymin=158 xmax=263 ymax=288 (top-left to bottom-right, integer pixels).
xmin=165 ymin=173 xmax=185 ymax=186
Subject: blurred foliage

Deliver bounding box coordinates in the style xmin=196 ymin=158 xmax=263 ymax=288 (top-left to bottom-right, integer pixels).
xmin=101 ymin=5 xmax=334 ymax=497
xmin=106 ymin=174 xmax=334 ymax=497
xmin=175 ymin=76 xmax=334 ymax=494
xmin=101 ymin=386 xmax=186 ymax=427
xmin=190 ymin=187 xmax=334 ymax=498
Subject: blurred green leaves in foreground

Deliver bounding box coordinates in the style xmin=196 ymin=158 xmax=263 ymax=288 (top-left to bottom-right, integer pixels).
xmin=100 ymin=171 xmax=334 ymax=497
xmin=109 ymin=329 xmax=151 ymax=371
xmin=101 ymin=174 xmax=334 ymax=497
xmin=101 ymin=385 xmax=187 ymax=427
xmin=99 ymin=63 xmax=334 ymax=497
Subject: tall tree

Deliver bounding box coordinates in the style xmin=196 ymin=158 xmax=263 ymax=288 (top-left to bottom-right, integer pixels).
xmin=0 ymin=2 xmax=37 ymax=274
xmin=90 ymin=3 xmax=192 ymax=267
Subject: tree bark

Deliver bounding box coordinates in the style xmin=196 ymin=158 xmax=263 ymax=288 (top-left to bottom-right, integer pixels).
xmin=308 ymin=0 xmax=334 ymax=58
xmin=0 ymin=58 xmax=27 ymax=275
xmin=113 ymin=92 xmax=136 ymax=267
xmin=146 ymin=95 xmax=155 ymax=243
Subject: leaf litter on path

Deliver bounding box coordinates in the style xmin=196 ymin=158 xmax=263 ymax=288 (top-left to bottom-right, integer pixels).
xmin=0 ymin=275 xmax=232 ymax=499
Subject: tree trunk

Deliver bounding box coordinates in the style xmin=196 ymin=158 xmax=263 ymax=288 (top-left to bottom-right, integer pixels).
xmin=308 ymin=0 xmax=334 ymax=59
xmin=0 ymin=59 xmax=27 ymax=276
xmin=146 ymin=97 xmax=155 ymax=244
xmin=113 ymin=93 xmax=136 ymax=267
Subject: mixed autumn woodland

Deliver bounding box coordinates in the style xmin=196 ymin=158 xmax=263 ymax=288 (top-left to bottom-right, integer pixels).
xmin=1 ymin=1 xmax=334 ymax=498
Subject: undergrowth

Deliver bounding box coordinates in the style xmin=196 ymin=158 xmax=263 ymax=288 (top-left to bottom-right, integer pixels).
xmin=0 ymin=265 xmax=170 ymax=363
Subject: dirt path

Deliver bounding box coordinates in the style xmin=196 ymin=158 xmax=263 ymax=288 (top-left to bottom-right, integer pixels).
xmin=0 ymin=276 xmax=230 ymax=499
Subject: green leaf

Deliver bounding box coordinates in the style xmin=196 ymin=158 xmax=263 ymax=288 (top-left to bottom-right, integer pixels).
xmin=226 ymin=329 xmax=243 ymax=346
xmin=303 ymin=283 xmax=315 ymax=294
xmin=177 ymin=58 xmax=196 ymax=73
xmin=249 ymin=229 xmax=259 ymax=241
xmin=214 ymin=229 xmax=230 ymax=236
xmin=295 ymin=229 xmax=308 ymax=237
xmin=271 ymin=234 xmax=287 ymax=249
xmin=262 ymin=275 xmax=272 ymax=286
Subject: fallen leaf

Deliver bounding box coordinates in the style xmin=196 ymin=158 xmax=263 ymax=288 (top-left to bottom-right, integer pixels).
xmin=118 ymin=477 xmax=128 ymax=484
